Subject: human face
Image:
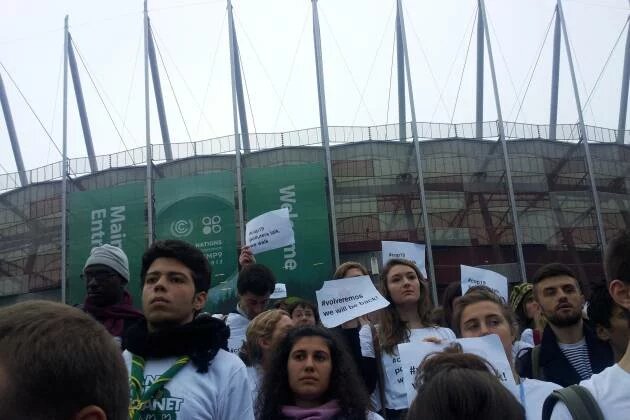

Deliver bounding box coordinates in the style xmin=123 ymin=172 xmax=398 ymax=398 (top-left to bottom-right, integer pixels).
xmin=292 ymin=305 xmax=317 ymax=326
xmin=344 ymin=267 xmax=365 ymax=278
xmin=459 ymin=300 xmax=516 ymax=361
xmin=386 ymin=264 xmax=421 ymax=307
xmin=535 ymin=275 xmax=584 ymax=327
xmin=239 ymin=292 xmax=270 ymax=320
xmin=83 ymin=264 xmax=124 ymax=307
xmin=287 ymin=336 xmax=332 ymax=408
xmin=596 ymin=305 xmax=630 ymax=361
xmin=524 ymin=297 xmax=541 ymax=320
xmin=142 ymin=257 xmax=206 ymax=331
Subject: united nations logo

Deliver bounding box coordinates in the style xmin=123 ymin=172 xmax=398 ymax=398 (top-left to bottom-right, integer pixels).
xmin=202 ymin=215 xmax=222 ymax=235
xmin=170 ymin=219 xmax=194 ymax=238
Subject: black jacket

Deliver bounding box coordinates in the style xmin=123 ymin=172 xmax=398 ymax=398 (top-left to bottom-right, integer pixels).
xmin=331 ymin=326 xmax=377 ymax=395
xmin=516 ymin=322 xmax=614 ymax=387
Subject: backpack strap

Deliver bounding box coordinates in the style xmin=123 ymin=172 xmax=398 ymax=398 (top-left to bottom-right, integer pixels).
xmin=541 ymin=385 xmax=605 ymax=420
xmin=370 ymin=324 xmax=388 ymax=420
xmin=531 ymin=345 xmax=543 ymax=380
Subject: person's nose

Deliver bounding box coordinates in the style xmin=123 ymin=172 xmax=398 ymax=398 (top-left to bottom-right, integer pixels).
xmin=479 ymin=322 xmax=490 ymax=336
xmin=304 ymin=355 xmax=315 ymax=370
xmin=152 ymin=275 xmax=168 ymax=290
xmin=556 ymin=290 xmax=569 ymax=302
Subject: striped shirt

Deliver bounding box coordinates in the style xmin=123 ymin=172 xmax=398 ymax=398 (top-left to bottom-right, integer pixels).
xmin=558 ymin=338 xmax=593 ymax=380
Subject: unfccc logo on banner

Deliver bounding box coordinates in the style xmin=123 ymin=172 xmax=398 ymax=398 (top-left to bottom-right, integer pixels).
xmin=170 ymin=219 xmax=194 ymax=238
xmin=202 ymin=215 xmax=222 ymax=235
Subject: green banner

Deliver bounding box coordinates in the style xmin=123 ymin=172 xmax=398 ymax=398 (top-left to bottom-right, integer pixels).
xmin=68 ymin=182 xmax=146 ymax=306
xmin=155 ymin=172 xmax=237 ymax=294
xmin=245 ymin=163 xmax=333 ymax=301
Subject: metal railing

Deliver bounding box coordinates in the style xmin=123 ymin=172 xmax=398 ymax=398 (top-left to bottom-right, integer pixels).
xmin=1 ymin=120 xmax=628 ymax=192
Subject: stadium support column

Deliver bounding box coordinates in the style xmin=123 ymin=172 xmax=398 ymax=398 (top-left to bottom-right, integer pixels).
xmin=144 ymin=0 xmax=154 ymax=245
xmin=227 ymin=1 xmax=251 ymax=153
xmin=549 ymin=7 xmax=561 ymax=141
xmin=228 ymin=0 xmax=246 ymax=244
xmin=146 ymin=18 xmax=173 ymax=161
xmin=67 ymin=34 xmax=98 ymax=172
xmin=557 ymin=0 xmax=607 ymax=253
xmin=61 ymin=16 xmax=69 ymax=303
xmin=0 ymin=72 xmax=28 ymax=186
xmin=479 ymin=0 xmax=527 ymax=282
xmin=476 ymin=0 xmax=484 ymax=139
xmin=396 ymin=4 xmax=406 ymax=142
xmin=397 ymin=0 xmax=438 ymax=304
xmin=617 ymin=14 xmax=630 ymax=144
xmin=311 ymin=0 xmax=340 ymax=268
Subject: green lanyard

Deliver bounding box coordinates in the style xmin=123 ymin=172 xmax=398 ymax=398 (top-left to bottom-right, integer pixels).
xmin=128 ymin=354 xmax=190 ymax=420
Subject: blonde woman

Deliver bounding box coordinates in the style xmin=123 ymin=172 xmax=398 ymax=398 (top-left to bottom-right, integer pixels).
xmin=240 ymin=309 xmax=294 ymax=398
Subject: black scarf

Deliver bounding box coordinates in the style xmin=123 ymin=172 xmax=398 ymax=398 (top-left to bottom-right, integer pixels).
xmin=123 ymin=313 xmax=229 ymax=373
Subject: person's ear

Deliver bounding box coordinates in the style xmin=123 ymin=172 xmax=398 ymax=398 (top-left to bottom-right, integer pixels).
xmin=595 ymin=324 xmax=611 ymax=342
xmin=193 ymin=291 xmax=208 ymax=311
xmin=610 ymin=280 xmax=630 ymax=310
xmin=259 ymin=337 xmax=271 ymax=351
xmin=73 ymin=405 xmax=107 ymax=420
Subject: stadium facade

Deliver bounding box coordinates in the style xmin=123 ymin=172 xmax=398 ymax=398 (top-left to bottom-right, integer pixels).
xmin=1 ymin=120 xmax=628 ymax=307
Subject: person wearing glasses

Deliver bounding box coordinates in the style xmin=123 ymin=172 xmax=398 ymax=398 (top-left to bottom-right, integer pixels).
xmin=80 ymin=244 xmax=144 ymax=347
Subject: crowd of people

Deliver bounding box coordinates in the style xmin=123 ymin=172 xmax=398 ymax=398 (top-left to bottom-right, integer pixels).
xmin=1 ymin=231 xmax=629 ymax=420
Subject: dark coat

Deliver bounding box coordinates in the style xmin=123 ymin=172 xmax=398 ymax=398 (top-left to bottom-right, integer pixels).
xmin=516 ymin=322 xmax=614 ymax=387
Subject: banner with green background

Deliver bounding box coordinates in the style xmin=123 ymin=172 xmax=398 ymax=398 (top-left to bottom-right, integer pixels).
xmin=68 ymin=182 xmax=146 ymax=306
xmin=244 ymin=163 xmax=333 ymax=301
xmin=155 ymin=171 xmax=237 ymax=313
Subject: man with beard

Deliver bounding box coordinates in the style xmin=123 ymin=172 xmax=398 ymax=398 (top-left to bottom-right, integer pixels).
xmin=80 ymin=244 xmax=144 ymax=347
xmin=548 ymin=231 xmax=630 ymax=419
xmin=517 ymin=263 xmax=613 ymax=387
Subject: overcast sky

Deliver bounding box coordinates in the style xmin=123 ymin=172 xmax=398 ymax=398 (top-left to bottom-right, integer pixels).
xmin=1 ymin=0 xmax=628 ymax=176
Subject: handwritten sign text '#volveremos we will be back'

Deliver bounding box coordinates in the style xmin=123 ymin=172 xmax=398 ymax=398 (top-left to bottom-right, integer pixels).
xmin=315 ymin=275 xmax=390 ymax=328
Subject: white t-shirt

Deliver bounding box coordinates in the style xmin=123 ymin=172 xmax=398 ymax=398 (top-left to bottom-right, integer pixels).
xmin=359 ymin=325 xmax=456 ymax=410
xmin=521 ymin=328 xmax=535 ymax=346
xmin=551 ymin=363 xmax=630 ymax=419
xmin=246 ymin=364 xmax=263 ymax=404
xmin=367 ymin=411 xmax=385 ymax=420
xmin=213 ymin=312 xmax=250 ymax=355
xmin=518 ymin=378 xmax=561 ymax=420
xmin=123 ymin=349 xmax=254 ymax=420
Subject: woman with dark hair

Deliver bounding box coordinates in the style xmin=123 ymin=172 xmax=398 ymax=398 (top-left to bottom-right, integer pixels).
xmin=359 ymin=258 xmax=455 ymax=419
xmin=288 ymin=299 xmax=320 ymax=326
xmin=452 ymin=288 xmax=560 ymax=420
xmin=256 ymin=325 xmax=382 ymax=420
xmin=407 ymin=344 xmax=525 ymax=420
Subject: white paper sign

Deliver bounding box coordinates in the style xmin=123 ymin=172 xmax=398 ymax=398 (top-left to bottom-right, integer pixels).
xmin=399 ymin=334 xmax=517 ymax=407
xmin=398 ymin=341 xmax=447 ymax=407
xmin=245 ymin=208 xmax=295 ymax=255
xmin=270 ymin=283 xmax=287 ymax=299
xmin=457 ymin=335 xmax=517 ymax=389
xmin=381 ymin=241 xmax=427 ymax=278
xmin=460 ymin=265 xmax=509 ymax=302
xmin=315 ymin=275 xmax=390 ymax=328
